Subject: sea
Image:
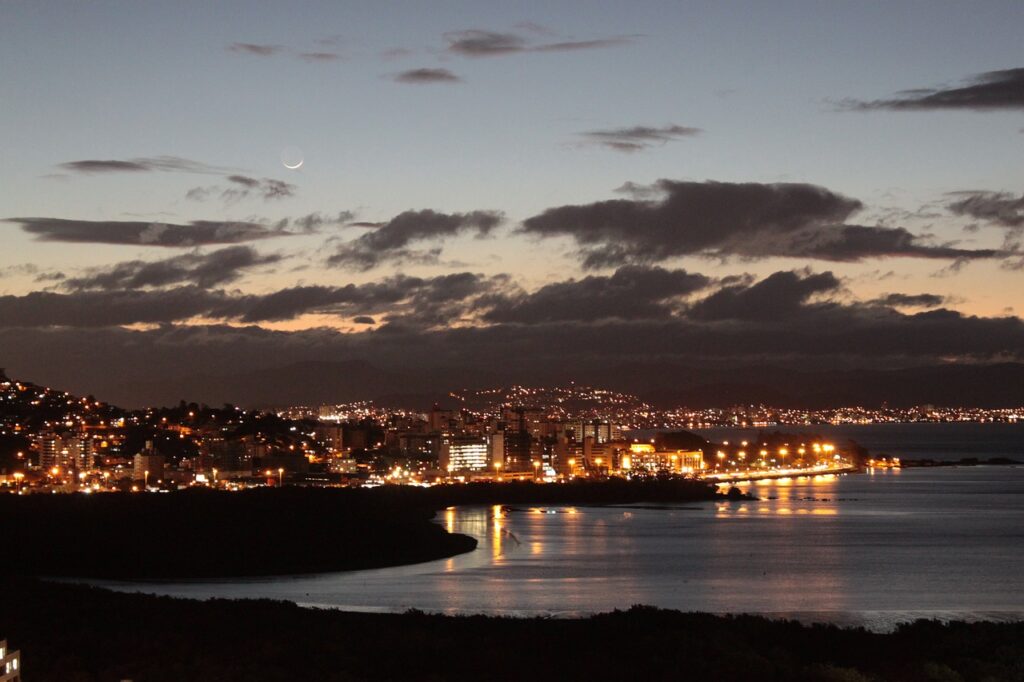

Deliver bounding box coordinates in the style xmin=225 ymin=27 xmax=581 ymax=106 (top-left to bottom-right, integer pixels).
xmin=95 ymin=422 xmax=1024 ymax=631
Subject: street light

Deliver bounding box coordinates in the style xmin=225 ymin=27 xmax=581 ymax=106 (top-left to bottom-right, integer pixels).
xmin=13 ymin=471 xmax=24 ymax=492
xmin=144 ymin=469 xmax=149 ymax=488
xmin=277 ymin=467 xmax=284 ymax=487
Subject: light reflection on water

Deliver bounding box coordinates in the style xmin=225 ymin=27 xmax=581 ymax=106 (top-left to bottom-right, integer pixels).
xmin=93 ymin=467 xmax=1024 ymax=630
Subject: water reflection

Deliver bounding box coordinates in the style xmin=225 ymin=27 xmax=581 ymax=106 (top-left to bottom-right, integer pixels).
xmin=94 ymin=468 xmax=1024 ymax=629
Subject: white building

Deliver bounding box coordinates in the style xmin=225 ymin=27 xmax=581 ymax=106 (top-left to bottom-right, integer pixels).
xmin=439 ymin=436 xmax=489 ymax=472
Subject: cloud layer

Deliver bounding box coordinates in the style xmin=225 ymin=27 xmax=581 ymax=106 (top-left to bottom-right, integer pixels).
xmin=61 ymin=246 xmax=281 ymax=290
xmin=9 ymin=217 xmax=318 ymax=247
xmin=521 ymin=180 xmax=1001 ymax=268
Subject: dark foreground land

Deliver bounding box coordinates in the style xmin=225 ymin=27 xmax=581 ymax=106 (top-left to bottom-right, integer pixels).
xmin=3 ymin=478 xmax=722 ymax=579
xmin=2 ymin=579 xmax=1022 ymax=682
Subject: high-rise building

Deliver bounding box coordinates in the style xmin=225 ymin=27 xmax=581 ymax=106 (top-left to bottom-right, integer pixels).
xmin=35 ymin=431 xmax=93 ymax=471
xmin=564 ymin=419 xmax=622 ymax=444
xmin=439 ymin=436 xmax=489 ymax=472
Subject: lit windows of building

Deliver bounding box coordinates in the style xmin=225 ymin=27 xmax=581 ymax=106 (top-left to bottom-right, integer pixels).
xmin=439 ymin=437 xmax=489 ymax=473
xmin=0 ymin=639 xmax=21 ymax=682
xmin=626 ymin=443 xmax=704 ymax=474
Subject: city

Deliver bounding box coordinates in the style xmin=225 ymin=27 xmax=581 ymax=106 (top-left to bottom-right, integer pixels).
xmin=8 ymin=366 xmax=1011 ymax=495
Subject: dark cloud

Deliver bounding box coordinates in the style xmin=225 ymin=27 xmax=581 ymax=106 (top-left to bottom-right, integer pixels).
xmin=228 ymin=43 xmax=284 ymax=56
xmin=5 ymin=297 xmax=1024 ymax=407
xmin=0 ymin=288 xmax=227 ymax=328
xmin=352 ymin=316 xmax=376 ymax=324
xmin=948 ymin=191 xmax=1024 ymax=228
xmin=687 ymin=270 xmax=841 ymax=322
xmin=848 ymin=67 xmax=1024 ymax=111
xmin=872 ymin=293 xmax=947 ymax=309
xmin=327 ymin=209 xmax=503 ymax=270
xmin=444 ymin=29 xmax=631 ymax=57
xmin=580 ymin=124 xmax=701 ymax=152
xmin=521 ymin=180 xmax=1002 ymax=267
xmin=0 ymin=271 xmax=506 ymax=328
xmin=188 ymin=175 xmax=297 ymax=203
xmin=484 ymin=265 xmax=710 ymax=324
xmin=783 ymin=224 xmax=1000 ymax=262
xmin=58 ymin=156 xmax=229 ymax=175
xmin=61 ymin=246 xmax=281 ymax=291
xmin=8 ymin=217 xmax=312 ymax=247
xmin=393 ymin=68 xmax=462 ymax=84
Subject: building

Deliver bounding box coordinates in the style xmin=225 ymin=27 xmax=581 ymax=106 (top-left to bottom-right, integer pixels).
xmin=313 ymin=423 xmax=344 ymax=452
xmin=439 ymin=436 xmax=490 ymax=473
xmin=564 ymin=419 xmax=622 ymax=444
xmin=36 ymin=430 xmax=93 ymax=471
xmin=623 ymin=443 xmax=704 ymax=474
xmin=133 ymin=441 xmax=165 ymax=484
xmin=0 ymin=640 xmax=20 ymax=682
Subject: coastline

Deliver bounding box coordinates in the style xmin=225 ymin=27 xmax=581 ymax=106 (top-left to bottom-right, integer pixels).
xmin=3 ymin=479 xmax=725 ymax=581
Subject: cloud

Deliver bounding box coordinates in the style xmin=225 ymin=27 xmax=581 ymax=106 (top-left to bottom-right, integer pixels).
xmin=58 ymin=156 xmax=230 ymax=175
xmin=947 ymin=191 xmax=1024 ymax=228
xmin=0 ymin=271 xmax=508 ymax=328
xmin=61 ymin=246 xmax=281 ymax=291
xmin=8 ymin=217 xmax=314 ymax=247
xmin=444 ymin=29 xmax=632 ymax=57
xmin=0 ymin=288 xmax=229 ymax=328
xmin=484 ymin=265 xmax=710 ymax=323
xmin=872 ymin=293 xmax=947 ymax=308
xmin=687 ymin=270 xmax=841 ymax=321
xmin=5 ymin=290 xmax=1024 ymax=407
xmin=187 ymin=175 xmax=297 ymax=203
xmin=327 ymin=209 xmax=503 ymax=270
xmin=521 ymin=179 xmax=1003 ymax=268
xmin=579 ymin=124 xmax=701 ymax=152
xmin=229 ymin=42 xmax=342 ymax=62
xmin=298 ymin=51 xmax=340 ymax=62
xmin=393 ymin=68 xmax=462 ymax=84
xmin=847 ymin=67 xmax=1024 ymax=111
xmin=5 ymin=264 xmax=1024 ymax=407
xmin=228 ymin=43 xmax=284 ymax=57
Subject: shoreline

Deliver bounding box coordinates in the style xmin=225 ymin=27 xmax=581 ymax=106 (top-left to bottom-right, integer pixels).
xmin=3 ymin=479 xmax=724 ymax=581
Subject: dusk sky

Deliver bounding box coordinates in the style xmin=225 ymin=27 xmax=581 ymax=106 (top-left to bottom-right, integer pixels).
xmin=2 ymin=1 xmax=1024 ymax=405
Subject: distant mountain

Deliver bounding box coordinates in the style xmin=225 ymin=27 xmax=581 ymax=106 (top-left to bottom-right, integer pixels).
xmin=131 ymin=360 xmax=501 ymax=409
xmin=17 ymin=358 xmax=1024 ymax=410
xmin=625 ymin=362 xmax=1024 ymax=409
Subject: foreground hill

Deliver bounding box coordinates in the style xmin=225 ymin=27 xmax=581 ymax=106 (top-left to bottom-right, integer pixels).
xmin=2 ymin=578 xmax=1022 ymax=681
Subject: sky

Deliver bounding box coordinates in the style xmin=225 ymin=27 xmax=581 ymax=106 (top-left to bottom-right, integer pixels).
xmin=1 ymin=1 xmax=1024 ymax=405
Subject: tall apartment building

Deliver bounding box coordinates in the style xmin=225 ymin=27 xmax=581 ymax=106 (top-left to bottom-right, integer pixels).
xmin=36 ymin=430 xmax=93 ymax=471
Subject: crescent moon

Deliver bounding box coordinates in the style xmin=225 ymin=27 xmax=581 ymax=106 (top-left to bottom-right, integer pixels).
xmin=283 ymin=159 xmax=304 ymax=170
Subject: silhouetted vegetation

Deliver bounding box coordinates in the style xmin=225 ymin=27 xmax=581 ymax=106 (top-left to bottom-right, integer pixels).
xmin=2 ymin=479 xmax=722 ymax=579
xmin=2 ymin=578 xmax=1023 ymax=681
